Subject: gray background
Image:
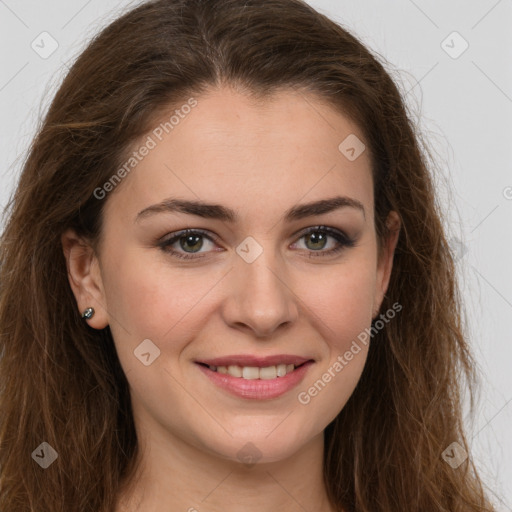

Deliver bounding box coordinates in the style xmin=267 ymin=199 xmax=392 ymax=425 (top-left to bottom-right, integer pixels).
xmin=0 ymin=0 xmax=511 ymax=509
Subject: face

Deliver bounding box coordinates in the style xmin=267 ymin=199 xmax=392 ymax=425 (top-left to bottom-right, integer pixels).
xmin=63 ymin=86 xmax=400 ymax=465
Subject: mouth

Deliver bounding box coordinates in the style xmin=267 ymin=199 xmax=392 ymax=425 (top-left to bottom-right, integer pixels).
xmin=197 ymin=361 xmax=307 ymax=380
xmin=195 ymin=355 xmax=314 ymax=400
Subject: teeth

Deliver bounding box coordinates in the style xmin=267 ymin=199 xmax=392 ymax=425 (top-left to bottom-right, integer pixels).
xmin=259 ymin=365 xmax=277 ymax=380
xmin=209 ymin=363 xmax=298 ymax=379
xmin=242 ymin=366 xmax=259 ymax=379
xmin=227 ymin=365 xmax=243 ymax=377
xmin=276 ymin=364 xmax=287 ymax=377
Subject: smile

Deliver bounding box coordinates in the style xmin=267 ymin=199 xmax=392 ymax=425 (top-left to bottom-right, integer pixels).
xmin=195 ymin=355 xmax=314 ymax=400
xmin=204 ymin=363 xmax=297 ymax=379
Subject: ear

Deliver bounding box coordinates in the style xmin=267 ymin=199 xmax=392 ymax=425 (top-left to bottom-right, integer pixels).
xmin=61 ymin=228 xmax=109 ymax=329
xmin=373 ymin=211 xmax=401 ymax=318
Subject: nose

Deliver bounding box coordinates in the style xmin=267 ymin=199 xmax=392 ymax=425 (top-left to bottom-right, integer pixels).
xmin=221 ymin=246 xmax=299 ymax=339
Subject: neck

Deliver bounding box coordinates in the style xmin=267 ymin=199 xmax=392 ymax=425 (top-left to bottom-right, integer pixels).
xmin=115 ymin=426 xmax=336 ymax=512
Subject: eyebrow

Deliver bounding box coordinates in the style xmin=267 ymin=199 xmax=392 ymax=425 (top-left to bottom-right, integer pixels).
xmin=135 ymin=195 xmax=365 ymax=224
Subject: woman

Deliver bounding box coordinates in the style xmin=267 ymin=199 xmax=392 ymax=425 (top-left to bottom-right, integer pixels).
xmin=0 ymin=0 xmax=496 ymax=510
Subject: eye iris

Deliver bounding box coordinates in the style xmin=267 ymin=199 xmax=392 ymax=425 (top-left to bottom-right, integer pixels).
xmin=180 ymin=234 xmax=203 ymax=252
xmin=305 ymin=231 xmax=327 ymax=250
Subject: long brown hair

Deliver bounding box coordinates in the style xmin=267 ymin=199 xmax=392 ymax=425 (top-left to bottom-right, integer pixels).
xmin=0 ymin=0 xmax=495 ymax=510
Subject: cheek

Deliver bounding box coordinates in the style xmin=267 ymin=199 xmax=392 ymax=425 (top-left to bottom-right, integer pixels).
xmin=101 ymin=249 xmax=226 ymax=357
xmin=103 ymin=242 xmax=377 ymax=352
xmin=303 ymin=257 xmax=376 ymax=345
xmin=293 ymin=257 xmax=376 ymax=423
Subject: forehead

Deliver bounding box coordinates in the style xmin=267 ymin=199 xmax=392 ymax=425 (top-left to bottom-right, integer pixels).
xmin=104 ymin=86 xmax=373 ymax=223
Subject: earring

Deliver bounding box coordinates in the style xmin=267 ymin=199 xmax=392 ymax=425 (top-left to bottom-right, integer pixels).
xmin=82 ymin=307 xmax=95 ymax=320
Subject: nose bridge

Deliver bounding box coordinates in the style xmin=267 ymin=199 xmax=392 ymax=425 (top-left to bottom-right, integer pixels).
xmin=224 ymin=235 xmax=298 ymax=337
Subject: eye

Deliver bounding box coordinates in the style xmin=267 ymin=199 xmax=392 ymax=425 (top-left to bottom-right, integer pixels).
xmin=291 ymin=225 xmax=355 ymax=257
xmin=157 ymin=226 xmax=355 ymax=260
xmin=157 ymin=229 xmax=219 ymax=260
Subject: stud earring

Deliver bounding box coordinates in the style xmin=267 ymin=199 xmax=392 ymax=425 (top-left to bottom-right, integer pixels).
xmin=81 ymin=307 xmax=95 ymax=320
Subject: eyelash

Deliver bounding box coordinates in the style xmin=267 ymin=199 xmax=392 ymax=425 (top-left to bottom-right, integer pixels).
xmin=157 ymin=226 xmax=355 ymax=261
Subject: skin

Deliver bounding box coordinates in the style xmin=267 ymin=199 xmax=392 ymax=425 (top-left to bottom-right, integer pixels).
xmin=62 ymin=85 xmax=400 ymax=512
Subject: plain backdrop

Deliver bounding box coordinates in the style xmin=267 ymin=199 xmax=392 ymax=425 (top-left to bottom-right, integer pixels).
xmin=0 ymin=0 xmax=511 ymax=509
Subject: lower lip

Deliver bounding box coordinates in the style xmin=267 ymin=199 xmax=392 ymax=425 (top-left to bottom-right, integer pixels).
xmin=196 ymin=362 xmax=313 ymax=400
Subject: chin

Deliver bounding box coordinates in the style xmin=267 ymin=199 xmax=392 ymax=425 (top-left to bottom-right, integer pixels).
xmin=198 ymin=421 xmax=319 ymax=466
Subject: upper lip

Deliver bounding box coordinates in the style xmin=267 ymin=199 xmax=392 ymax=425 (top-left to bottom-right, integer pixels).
xmin=196 ymin=354 xmax=313 ymax=367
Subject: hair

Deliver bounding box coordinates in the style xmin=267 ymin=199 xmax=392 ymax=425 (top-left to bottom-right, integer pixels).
xmin=0 ymin=0 xmax=495 ymax=510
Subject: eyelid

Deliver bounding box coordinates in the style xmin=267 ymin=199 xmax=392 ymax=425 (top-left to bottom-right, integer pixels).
xmin=157 ymin=225 xmax=355 ymax=260
xmin=158 ymin=225 xmax=350 ymax=244
xmin=158 ymin=228 xmax=219 ymax=244
xmin=290 ymin=225 xmax=355 ymax=252
xmin=293 ymin=224 xmax=348 ymax=239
